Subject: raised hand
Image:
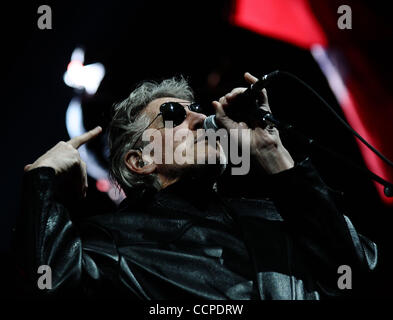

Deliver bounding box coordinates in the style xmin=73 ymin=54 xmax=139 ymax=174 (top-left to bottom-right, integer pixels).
xmin=24 ymin=126 xmax=102 ymax=197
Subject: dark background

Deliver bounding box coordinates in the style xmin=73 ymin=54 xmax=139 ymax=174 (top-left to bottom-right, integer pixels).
xmin=1 ymin=1 xmax=392 ymax=299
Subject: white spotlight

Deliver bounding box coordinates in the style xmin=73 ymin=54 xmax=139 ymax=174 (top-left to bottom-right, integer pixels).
xmin=63 ymin=47 xmax=105 ymax=95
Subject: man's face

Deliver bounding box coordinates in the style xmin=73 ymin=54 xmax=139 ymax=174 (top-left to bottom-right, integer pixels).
xmin=141 ymin=97 xmax=226 ymax=178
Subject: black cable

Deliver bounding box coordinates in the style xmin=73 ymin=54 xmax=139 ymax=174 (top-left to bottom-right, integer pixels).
xmin=277 ymin=71 xmax=393 ymax=169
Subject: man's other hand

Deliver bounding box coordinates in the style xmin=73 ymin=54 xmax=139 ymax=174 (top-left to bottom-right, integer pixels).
xmin=212 ymin=72 xmax=294 ymax=174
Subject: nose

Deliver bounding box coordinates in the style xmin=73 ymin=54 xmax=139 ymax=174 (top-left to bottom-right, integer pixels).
xmin=186 ymin=110 xmax=207 ymax=130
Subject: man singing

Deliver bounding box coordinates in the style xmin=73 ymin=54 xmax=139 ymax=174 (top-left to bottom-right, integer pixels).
xmin=16 ymin=72 xmax=377 ymax=299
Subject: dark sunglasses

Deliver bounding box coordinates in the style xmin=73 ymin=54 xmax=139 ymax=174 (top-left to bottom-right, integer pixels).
xmin=159 ymin=101 xmax=203 ymax=127
xmin=131 ymin=101 xmax=204 ymax=149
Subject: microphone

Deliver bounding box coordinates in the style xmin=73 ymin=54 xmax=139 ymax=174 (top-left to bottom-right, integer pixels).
xmin=203 ymin=70 xmax=393 ymax=197
xmin=203 ymin=71 xmax=280 ymax=131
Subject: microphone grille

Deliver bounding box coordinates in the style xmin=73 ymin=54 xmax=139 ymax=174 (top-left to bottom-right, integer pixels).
xmin=203 ymin=115 xmax=218 ymax=131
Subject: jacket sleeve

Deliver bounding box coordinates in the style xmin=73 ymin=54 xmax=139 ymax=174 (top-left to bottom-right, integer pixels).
xmin=269 ymin=158 xmax=377 ymax=291
xmin=14 ymin=167 xmax=119 ymax=297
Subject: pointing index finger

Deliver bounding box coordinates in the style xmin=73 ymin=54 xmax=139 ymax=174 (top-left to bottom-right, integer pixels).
xmin=67 ymin=126 xmax=102 ymax=149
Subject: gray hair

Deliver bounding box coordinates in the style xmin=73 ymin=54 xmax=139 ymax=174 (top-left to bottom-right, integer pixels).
xmin=108 ymin=76 xmax=194 ymax=196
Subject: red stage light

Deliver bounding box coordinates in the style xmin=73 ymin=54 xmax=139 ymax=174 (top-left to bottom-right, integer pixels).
xmin=232 ymin=0 xmax=328 ymax=49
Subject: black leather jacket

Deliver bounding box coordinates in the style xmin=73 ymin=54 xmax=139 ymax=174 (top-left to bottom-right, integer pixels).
xmin=15 ymin=159 xmax=377 ymax=299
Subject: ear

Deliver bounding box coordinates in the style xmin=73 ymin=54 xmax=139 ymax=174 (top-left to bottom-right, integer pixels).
xmin=124 ymin=150 xmax=156 ymax=175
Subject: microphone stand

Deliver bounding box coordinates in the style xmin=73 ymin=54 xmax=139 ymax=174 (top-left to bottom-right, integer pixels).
xmin=259 ymin=108 xmax=393 ymax=198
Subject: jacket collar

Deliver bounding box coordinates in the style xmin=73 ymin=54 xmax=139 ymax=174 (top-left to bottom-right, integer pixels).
xmin=119 ymin=176 xmax=218 ymax=218
xmin=151 ymin=177 xmax=219 ymax=218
